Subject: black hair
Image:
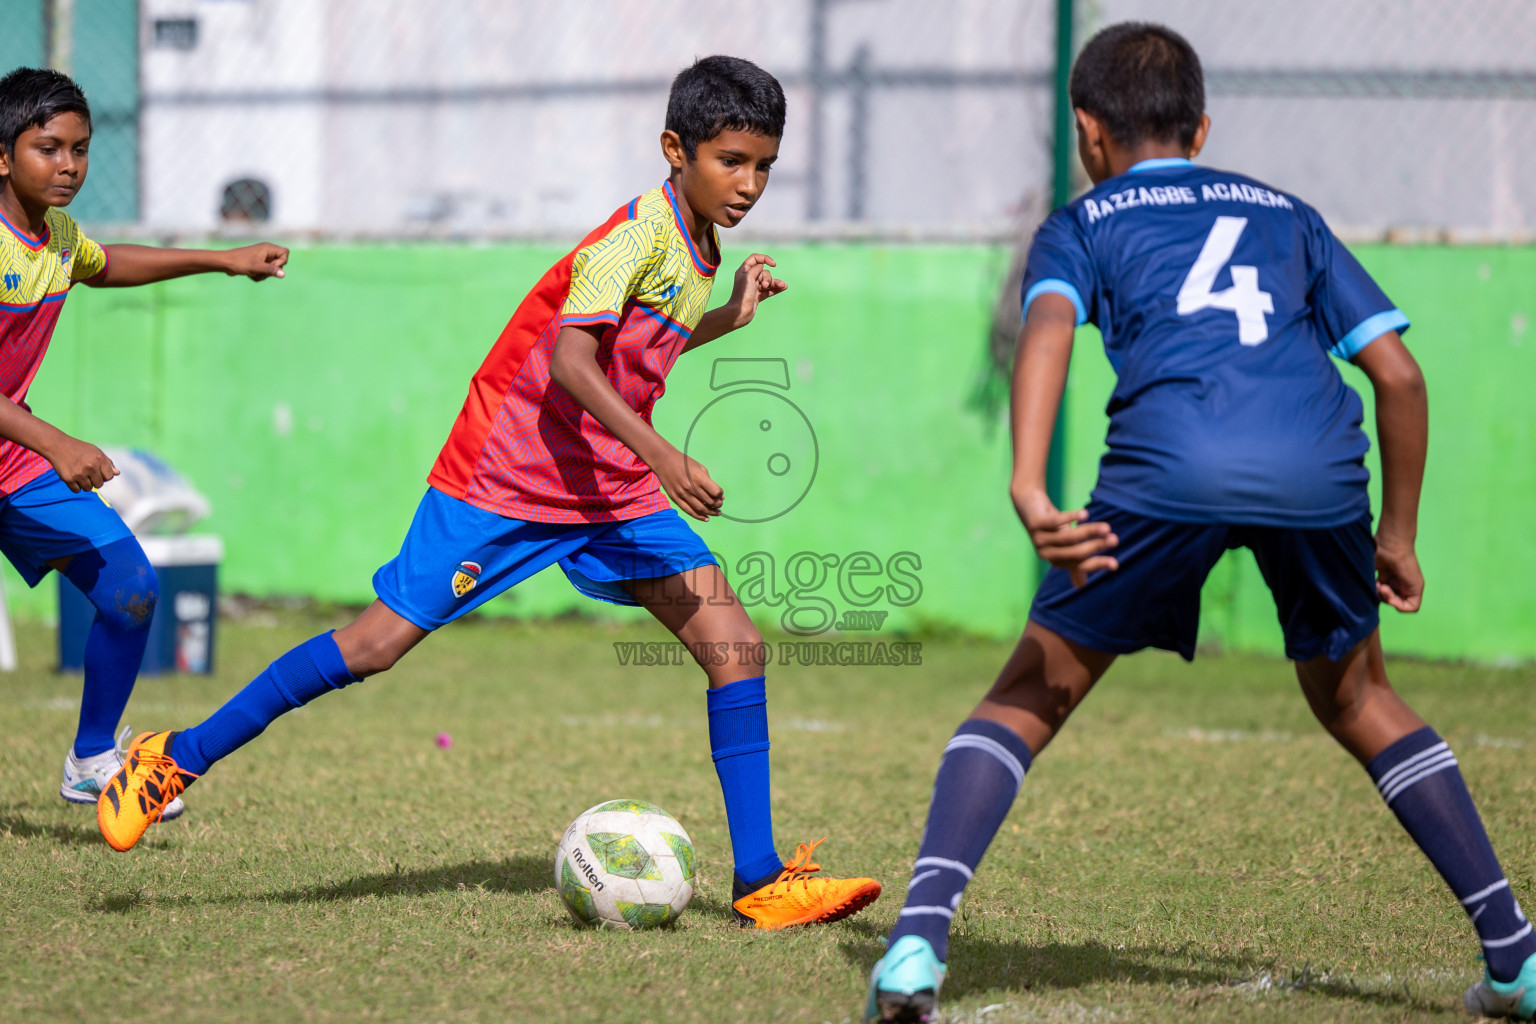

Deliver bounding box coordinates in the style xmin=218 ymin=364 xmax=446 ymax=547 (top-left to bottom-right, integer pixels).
xmin=0 ymin=67 xmax=91 ymax=155
xmin=665 ymin=55 xmax=785 ymax=158
xmin=1069 ymin=23 xmax=1203 ymax=148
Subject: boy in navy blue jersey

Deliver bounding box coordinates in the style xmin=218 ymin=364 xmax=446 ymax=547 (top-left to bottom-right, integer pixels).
xmin=866 ymin=23 xmax=1536 ymax=1023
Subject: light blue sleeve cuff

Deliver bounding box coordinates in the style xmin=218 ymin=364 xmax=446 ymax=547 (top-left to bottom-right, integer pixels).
xmin=1023 ymin=278 xmax=1087 ymax=326
xmin=1330 ymin=308 xmax=1410 ymax=360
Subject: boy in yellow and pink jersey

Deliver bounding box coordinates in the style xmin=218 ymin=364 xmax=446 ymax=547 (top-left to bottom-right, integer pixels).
xmin=0 ymin=67 xmax=287 ymax=817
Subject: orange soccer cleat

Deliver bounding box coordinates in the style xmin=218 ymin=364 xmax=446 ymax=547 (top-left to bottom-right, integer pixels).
xmin=97 ymin=731 xmax=198 ymax=852
xmin=732 ymin=838 xmax=882 ymax=930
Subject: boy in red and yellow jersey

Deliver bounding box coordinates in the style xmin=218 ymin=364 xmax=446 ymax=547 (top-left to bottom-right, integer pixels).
xmin=101 ymin=56 xmax=880 ymax=931
xmin=0 ymin=67 xmax=286 ymax=818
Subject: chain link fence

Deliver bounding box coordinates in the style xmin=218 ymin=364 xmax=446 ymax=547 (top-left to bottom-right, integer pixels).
xmin=4 ymin=0 xmax=1533 ymax=242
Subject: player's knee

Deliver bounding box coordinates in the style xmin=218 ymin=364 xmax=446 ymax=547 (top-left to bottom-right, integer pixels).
xmin=97 ymin=563 xmax=160 ymax=632
xmin=733 ymin=618 xmax=765 ymax=650
xmin=341 ymin=632 xmax=408 ymax=678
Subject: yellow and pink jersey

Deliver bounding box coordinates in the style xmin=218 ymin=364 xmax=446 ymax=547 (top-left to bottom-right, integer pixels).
xmin=0 ymin=207 xmax=107 ymax=493
xmin=430 ymin=180 xmax=719 ymax=522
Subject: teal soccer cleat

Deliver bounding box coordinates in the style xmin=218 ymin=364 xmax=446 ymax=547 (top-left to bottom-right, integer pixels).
xmin=865 ymin=935 xmax=947 ymax=1023
xmin=1466 ymin=952 xmax=1536 ymax=1020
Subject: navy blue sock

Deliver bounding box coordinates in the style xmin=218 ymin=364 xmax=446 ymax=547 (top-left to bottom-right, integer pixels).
xmin=65 ymin=538 xmax=159 ymax=759
xmin=706 ymin=676 xmax=780 ymax=884
xmin=1368 ymin=727 xmax=1536 ymax=982
xmin=172 ymin=632 xmax=359 ymax=775
xmin=888 ymin=719 xmax=1033 ymax=963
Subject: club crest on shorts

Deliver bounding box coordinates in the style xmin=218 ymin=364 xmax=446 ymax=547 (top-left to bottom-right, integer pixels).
xmin=451 ymin=560 xmax=482 ymax=598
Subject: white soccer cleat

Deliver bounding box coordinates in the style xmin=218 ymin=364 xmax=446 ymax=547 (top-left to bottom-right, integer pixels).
xmin=61 ymin=726 xmax=185 ymax=821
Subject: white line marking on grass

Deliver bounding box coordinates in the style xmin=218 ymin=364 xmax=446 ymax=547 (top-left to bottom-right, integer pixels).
xmin=559 ymin=714 xmax=666 ymax=728
xmin=1214 ymin=964 xmax=1469 ymax=999
xmin=933 ymin=1001 xmax=1125 ymax=1023
xmin=780 ymin=717 xmax=848 ymax=732
xmin=1475 ymin=734 xmax=1526 ymax=749
xmin=1164 ymin=727 xmax=1294 ymax=743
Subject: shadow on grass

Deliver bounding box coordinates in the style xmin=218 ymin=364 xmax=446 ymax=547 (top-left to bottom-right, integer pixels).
xmin=258 ymin=853 xmax=554 ymax=904
xmin=85 ymin=854 xmax=557 ymax=915
xmin=839 ymin=936 xmax=1437 ymax=1012
xmin=0 ymin=809 xmax=104 ymax=847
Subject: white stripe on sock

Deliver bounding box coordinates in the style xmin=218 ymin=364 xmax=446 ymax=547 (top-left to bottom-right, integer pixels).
xmin=1381 ymin=752 xmax=1459 ymax=804
xmin=1374 ymin=741 xmax=1450 ymax=793
xmin=1463 ymin=879 xmax=1511 ymax=906
xmin=907 ymin=870 xmax=940 ymax=889
xmin=1483 ymin=923 xmax=1535 ymax=949
xmin=943 ymin=734 xmax=1025 ymax=787
xmin=898 ymin=906 xmax=955 ymax=920
xmin=913 ymin=856 xmax=975 ymax=881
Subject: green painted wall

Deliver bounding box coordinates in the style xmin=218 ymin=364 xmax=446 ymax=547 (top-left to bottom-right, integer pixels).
xmin=12 ymin=242 xmax=1534 ymax=662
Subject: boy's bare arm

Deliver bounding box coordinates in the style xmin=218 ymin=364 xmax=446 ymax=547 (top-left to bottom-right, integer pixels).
xmin=548 ymin=324 xmax=723 ymax=521
xmin=1351 ymin=330 xmax=1427 ymax=612
xmin=0 ymin=399 xmax=116 ymax=492
xmin=1009 ymin=292 xmax=1118 ymax=587
xmin=682 ymin=253 xmax=785 ymax=353
xmin=89 ymin=243 xmax=289 ymax=287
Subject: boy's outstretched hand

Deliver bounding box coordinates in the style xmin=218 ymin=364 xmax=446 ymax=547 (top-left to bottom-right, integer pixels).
xmin=1375 ymin=536 xmax=1423 ymax=613
xmin=223 ymin=243 xmax=289 ymax=280
xmin=723 ymin=253 xmax=787 ymax=329
xmin=1013 ymin=488 xmax=1119 ymax=588
xmin=682 ymin=253 xmax=788 ymax=352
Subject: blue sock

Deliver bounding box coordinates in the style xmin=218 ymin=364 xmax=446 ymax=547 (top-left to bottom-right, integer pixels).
xmin=65 ymin=538 xmax=159 ymax=759
xmin=1368 ymin=727 xmax=1536 ymax=982
xmin=888 ymin=719 xmax=1033 ymax=963
xmin=706 ymin=676 xmax=780 ymax=884
xmin=172 ymin=632 xmax=359 ymax=775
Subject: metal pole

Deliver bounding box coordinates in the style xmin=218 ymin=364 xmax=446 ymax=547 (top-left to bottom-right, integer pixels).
xmin=0 ymin=574 xmax=18 ymax=672
xmin=847 ymin=44 xmax=870 ymax=220
xmin=806 ymin=0 xmax=829 ymax=221
xmin=1045 ymin=0 xmax=1073 ymax=520
xmin=47 ymin=0 xmax=73 ymax=73
xmin=1052 ymin=0 xmax=1075 ymax=210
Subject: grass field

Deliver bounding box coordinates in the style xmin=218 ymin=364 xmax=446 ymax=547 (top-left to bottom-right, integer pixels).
xmin=3 ymin=611 xmax=1534 ymax=1023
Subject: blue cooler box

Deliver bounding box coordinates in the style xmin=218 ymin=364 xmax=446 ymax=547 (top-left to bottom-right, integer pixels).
xmin=59 ymin=534 xmax=223 ymax=674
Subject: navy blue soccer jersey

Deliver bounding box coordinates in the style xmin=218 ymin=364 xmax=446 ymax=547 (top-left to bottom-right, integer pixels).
xmin=1021 ymin=157 xmax=1409 ymax=528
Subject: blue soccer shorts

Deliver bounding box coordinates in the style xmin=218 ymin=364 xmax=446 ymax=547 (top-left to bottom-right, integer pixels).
xmin=1030 ymin=500 xmax=1379 ymax=663
xmin=0 ymin=470 xmax=136 ymax=587
xmin=373 ymin=487 xmax=719 ymax=630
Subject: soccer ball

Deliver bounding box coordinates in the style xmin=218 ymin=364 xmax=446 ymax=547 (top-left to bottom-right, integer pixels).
xmin=555 ymin=799 xmax=695 ymax=930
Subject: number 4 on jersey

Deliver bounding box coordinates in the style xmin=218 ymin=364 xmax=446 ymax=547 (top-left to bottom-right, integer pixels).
xmin=1176 ymin=216 xmax=1274 ymax=345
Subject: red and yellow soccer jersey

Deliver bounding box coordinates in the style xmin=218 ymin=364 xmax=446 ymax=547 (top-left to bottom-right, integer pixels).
xmin=429 ymin=180 xmax=719 ymax=522
xmin=0 ymin=207 xmax=107 ymax=493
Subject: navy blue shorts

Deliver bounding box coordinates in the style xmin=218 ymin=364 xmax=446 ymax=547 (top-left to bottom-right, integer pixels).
xmin=0 ymin=470 xmax=135 ymax=587
xmin=1030 ymin=501 xmax=1379 ymax=663
xmin=373 ymin=487 xmax=718 ymax=630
